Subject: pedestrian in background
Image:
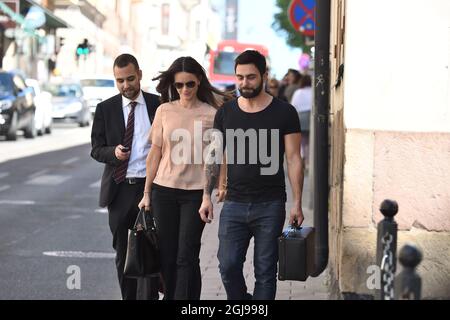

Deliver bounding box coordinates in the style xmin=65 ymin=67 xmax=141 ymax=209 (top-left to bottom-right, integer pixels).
xmin=91 ymin=54 xmax=161 ymax=300
xmin=199 ymin=50 xmax=305 ymax=300
xmin=291 ymin=74 xmax=313 ymax=168
xmin=267 ymin=78 xmax=280 ymax=97
xmin=277 ymin=72 xmax=289 ymax=101
xmin=284 ymin=68 xmax=302 ymax=103
xmin=138 ymin=56 xmax=229 ymax=300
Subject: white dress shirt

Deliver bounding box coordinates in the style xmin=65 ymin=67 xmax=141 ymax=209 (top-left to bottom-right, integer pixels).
xmin=291 ymin=87 xmax=313 ymax=113
xmin=121 ymin=91 xmax=151 ymax=178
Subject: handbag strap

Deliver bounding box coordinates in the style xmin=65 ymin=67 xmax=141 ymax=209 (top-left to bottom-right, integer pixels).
xmin=133 ymin=208 xmax=146 ymax=231
xmin=133 ymin=208 xmax=157 ymax=231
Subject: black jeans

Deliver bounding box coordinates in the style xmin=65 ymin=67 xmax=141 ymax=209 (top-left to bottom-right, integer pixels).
xmin=151 ymin=183 xmax=205 ymax=300
xmin=108 ymin=182 xmax=159 ymax=300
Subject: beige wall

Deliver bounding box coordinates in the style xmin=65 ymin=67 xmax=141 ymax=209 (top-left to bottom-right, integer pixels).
xmin=329 ymin=0 xmax=450 ymax=299
xmin=344 ymin=0 xmax=450 ymax=133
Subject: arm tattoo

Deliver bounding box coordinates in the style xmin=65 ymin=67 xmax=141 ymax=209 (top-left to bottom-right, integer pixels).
xmin=204 ymin=149 xmax=220 ymax=196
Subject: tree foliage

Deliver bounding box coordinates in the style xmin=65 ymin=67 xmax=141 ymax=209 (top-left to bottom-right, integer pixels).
xmin=272 ymin=0 xmax=312 ymax=52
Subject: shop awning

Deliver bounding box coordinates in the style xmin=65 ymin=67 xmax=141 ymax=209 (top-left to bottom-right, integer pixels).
xmin=0 ymin=0 xmax=69 ymax=32
xmin=21 ymin=0 xmax=70 ymax=29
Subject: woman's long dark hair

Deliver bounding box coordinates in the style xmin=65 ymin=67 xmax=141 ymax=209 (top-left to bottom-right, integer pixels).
xmin=153 ymin=56 xmax=231 ymax=109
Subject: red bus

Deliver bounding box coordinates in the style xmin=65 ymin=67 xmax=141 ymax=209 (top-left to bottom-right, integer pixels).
xmin=208 ymin=40 xmax=269 ymax=90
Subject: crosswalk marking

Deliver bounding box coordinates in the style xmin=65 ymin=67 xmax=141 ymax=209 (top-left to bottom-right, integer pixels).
xmin=0 ymin=200 xmax=35 ymax=205
xmin=0 ymin=185 xmax=11 ymax=193
xmin=89 ymin=180 xmax=101 ymax=188
xmin=62 ymin=157 xmax=79 ymax=165
xmin=0 ymin=172 xmax=9 ymax=179
xmin=42 ymin=251 xmax=115 ymax=259
xmin=25 ymin=175 xmax=71 ymax=186
xmin=28 ymin=169 xmax=49 ymax=179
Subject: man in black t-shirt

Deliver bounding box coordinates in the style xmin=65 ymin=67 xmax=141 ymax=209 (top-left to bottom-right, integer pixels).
xmin=199 ymin=50 xmax=305 ymax=300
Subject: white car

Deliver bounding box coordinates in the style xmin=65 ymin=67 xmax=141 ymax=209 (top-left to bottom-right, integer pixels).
xmin=80 ymin=77 xmax=117 ymax=114
xmin=25 ymin=78 xmax=53 ymax=135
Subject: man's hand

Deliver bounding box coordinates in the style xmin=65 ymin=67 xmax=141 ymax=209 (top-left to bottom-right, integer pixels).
xmin=289 ymin=202 xmax=304 ymax=227
xmin=115 ymin=145 xmax=130 ymax=161
xmin=138 ymin=193 xmax=151 ymax=211
xmin=199 ymin=196 xmax=214 ymax=223
xmin=215 ymin=187 xmax=227 ymax=203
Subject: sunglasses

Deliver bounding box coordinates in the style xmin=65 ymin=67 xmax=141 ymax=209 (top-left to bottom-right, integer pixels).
xmin=174 ymin=81 xmax=197 ymax=90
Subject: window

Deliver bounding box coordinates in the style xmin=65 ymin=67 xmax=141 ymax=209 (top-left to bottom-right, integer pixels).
xmin=161 ymin=3 xmax=170 ymax=35
xmin=213 ymin=52 xmax=239 ymax=76
xmin=13 ymin=75 xmax=26 ymax=92
xmin=80 ymin=79 xmax=115 ymax=87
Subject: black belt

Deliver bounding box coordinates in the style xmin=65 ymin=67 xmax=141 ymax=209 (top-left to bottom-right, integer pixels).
xmin=124 ymin=177 xmax=146 ymax=185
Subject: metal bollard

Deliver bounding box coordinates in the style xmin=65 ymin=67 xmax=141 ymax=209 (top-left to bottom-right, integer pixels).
xmin=376 ymin=200 xmax=398 ymax=300
xmin=395 ymin=244 xmax=422 ymax=300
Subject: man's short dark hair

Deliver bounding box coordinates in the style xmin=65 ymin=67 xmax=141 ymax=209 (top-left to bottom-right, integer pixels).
xmin=234 ymin=50 xmax=267 ymax=76
xmin=113 ymin=53 xmax=140 ymax=71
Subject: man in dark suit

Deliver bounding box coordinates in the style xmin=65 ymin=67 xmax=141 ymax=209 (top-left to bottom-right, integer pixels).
xmin=91 ymin=54 xmax=160 ymax=300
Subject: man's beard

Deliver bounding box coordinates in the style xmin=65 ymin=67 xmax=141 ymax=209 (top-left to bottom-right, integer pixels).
xmin=122 ymin=87 xmax=139 ymax=100
xmin=239 ymin=81 xmax=264 ymax=99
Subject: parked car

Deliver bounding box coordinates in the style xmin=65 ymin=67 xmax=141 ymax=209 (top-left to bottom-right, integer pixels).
xmin=25 ymin=79 xmax=53 ymax=135
xmin=80 ymin=77 xmax=117 ymax=114
xmin=0 ymin=70 xmax=36 ymax=140
xmin=45 ymin=82 xmax=91 ymax=127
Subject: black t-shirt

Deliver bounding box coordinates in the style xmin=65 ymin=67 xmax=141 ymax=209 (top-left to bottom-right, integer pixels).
xmin=213 ymin=97 xmax=301 ymax=203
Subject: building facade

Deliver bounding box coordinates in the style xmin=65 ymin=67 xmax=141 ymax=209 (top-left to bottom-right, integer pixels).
xmin=328 ymin=0 xmax=450 ymax=299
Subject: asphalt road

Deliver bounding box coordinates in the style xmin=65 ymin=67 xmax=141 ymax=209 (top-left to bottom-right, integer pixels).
xmin=0 ymin=124 xmax=121 ymax=300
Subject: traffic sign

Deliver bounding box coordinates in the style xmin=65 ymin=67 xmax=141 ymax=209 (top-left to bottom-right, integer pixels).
xmin=288 ymin=0 xmax=315 ymax=37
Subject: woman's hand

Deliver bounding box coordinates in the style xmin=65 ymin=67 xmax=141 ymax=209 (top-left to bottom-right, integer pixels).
xmin=138 ymin=192 xmax=151 ymax=211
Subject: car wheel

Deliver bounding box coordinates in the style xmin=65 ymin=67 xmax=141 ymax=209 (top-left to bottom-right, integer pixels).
xmin=45 ymin=126 xmax=52 ymax=134
xmin=24 ymin=116 xmax=37 ymax=139
xmin=6 ymin=111 xmax=18 ymax=141
xmin=6 ymin=130 xmax=17 ymax=141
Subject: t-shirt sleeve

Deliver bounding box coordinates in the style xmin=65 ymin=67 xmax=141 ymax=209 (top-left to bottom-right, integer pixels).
xmin=284 ymin=103 xmax=302 ymax=135
xmin=149 ymin=106 xmax=163 ymax=147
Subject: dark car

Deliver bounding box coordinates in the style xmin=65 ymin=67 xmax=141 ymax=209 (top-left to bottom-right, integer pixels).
xmin=0 ymin=70 xmax=36 ymax=140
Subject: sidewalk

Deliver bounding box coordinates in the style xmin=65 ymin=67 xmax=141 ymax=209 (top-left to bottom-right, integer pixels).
xmin=199 ymin=172 xmax=330 ymax=300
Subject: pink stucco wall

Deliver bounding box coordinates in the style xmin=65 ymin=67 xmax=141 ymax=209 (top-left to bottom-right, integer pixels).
xmin=372 ymin=132 xmax=450 ymax=231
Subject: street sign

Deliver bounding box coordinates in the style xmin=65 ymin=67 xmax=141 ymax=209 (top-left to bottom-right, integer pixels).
xmin=288 ymin=0 xmax=315 ymax=37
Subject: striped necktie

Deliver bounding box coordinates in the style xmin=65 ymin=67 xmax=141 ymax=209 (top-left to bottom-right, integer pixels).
xmin=113 ymin=101 xmax=137 ymax=184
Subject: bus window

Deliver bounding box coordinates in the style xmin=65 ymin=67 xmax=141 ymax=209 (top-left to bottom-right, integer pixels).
xmin=214 ymin=52 xmax=239 ymax=76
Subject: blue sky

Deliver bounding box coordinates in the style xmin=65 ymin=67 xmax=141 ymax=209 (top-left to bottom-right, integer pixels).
xmin=211 ymin=0 xmax=303 ymax=79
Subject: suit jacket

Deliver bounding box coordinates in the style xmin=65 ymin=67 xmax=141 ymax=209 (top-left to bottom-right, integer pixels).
xmin=91 ymin=91 xmax=160 ymax=208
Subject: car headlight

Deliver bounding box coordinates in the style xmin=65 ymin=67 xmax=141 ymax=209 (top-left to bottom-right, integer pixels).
xmin=87 ymin=99 xmax=101 ymax=107
xmin=0 ymin=100 xmax=13 ymax=111
xmin=68 ymin=102 xmax=83 ymax=112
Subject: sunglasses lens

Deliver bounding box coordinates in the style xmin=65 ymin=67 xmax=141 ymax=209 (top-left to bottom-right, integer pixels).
xmin=186 ymin=81 xmax=196 ymax=88
xmin=174 ymin=81 xmax=196 ymax=89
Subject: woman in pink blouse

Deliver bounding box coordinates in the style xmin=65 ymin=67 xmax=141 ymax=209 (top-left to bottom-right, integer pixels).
xmin=139 ymin=56 xmax=228 ymax=300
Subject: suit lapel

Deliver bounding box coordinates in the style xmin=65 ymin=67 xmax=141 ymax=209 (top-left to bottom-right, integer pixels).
xmin=113 ymin=94 xmax=125 ymax=138
xmin=143 ymin=92 xmax=156 ymax=124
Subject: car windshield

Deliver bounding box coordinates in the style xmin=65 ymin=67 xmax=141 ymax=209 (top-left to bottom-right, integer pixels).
xmin=45 ymin=84 xmax=81 ymax=97
xmin=0 ymin=74 xmax=14 ymax=95
xmin=80 ymin=79 xmax=115 ymax=87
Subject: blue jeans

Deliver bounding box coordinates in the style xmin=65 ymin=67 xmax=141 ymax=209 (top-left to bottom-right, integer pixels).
xmin=217 ymin=200 xmax=286 ymax=300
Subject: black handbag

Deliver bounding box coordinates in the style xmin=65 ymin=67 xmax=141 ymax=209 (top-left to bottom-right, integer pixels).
xmin=124 ymin=208 xmax=161 ymax=278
